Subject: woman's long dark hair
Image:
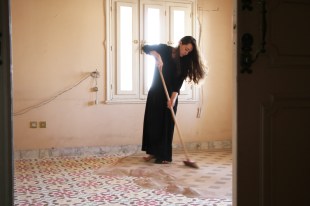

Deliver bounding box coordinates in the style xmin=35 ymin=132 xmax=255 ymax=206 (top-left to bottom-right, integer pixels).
xmin=179 ymin=36 xmax=206 ymax=84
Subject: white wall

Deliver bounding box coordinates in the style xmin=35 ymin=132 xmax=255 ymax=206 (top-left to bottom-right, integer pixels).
xmin=11 ymin=0 xmax=233 ymax=150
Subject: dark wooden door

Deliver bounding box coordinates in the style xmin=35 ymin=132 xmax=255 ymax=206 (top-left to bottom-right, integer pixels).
xmin=237 ymin=0 xmax=310 ymax=205
xmin=0 ymin=0 xmax=14 ymax=205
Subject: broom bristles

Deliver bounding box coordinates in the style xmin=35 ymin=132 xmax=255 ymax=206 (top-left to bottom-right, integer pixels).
xmin=183 ymin=160 xmax=199 ymax=169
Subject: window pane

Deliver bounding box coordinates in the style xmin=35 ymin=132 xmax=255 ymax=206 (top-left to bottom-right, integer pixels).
xmin=145 ymin=8 xmax=161 ymax=90
xmin=173 ymin=10 xmax=185 ymax=46
xmin=147 ymin=8 xmax=161 ymax=44
xmin=120 ymin=6 xmax=132 ymax=91
xmin=146 ymin=56 xmax=155 ymax=90
xmin=173 ymin=10 xmax=186 ymax=91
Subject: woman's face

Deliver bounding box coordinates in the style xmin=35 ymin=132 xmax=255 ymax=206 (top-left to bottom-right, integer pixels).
xmin=179 ymin=42 xmax=193 ymax=57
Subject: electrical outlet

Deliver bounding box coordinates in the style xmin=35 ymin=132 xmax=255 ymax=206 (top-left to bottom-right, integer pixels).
xmin=91 ymin=87 xmax=98 ymax=92
xmin=196 ymin=108 xmax=201 ymax=118
xmin=90 ymin=71 xmax=100 ymax=78
xmin=39 ymin=121 xmax=46 ymax=128
xmin=30 ymin=121 xmax=37 ymax=128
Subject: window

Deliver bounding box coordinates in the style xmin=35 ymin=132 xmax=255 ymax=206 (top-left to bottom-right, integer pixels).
xmin=106 ymin=0 xmax=198 ymax=103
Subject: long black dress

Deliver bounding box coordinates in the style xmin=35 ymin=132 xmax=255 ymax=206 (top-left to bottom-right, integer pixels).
xmin=142 ymin=44 xmax=184 ymax=163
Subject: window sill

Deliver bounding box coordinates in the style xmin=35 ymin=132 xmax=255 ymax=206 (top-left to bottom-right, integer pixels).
xmin=104 ymin=98 xmax=199 ymax=104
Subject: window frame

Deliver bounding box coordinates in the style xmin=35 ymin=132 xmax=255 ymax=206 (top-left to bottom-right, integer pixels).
xmin=105 ymin=0 xmax=199 ymax=104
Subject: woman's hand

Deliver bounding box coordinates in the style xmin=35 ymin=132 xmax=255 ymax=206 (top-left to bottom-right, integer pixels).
xmin=156 ymin=59 xmax=163 ymax=71
xmin=167 ymin=99 xmax=174 ymax=108
xmin=149 ymin=51 xmax=163 ymax=71
xmin=167 ymin=92 xmax=178 ymax=108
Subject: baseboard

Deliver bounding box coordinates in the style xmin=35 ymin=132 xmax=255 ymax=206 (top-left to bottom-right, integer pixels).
xmin=14 ymin=140 xmax=232 ymax=160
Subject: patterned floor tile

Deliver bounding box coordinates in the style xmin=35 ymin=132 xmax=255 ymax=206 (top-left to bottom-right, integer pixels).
xmin=14 ymin=150 xmax=232 ymax=206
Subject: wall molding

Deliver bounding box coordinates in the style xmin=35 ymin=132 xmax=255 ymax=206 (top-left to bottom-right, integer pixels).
xmin=14 ymin=140 xmax=232 ymax=160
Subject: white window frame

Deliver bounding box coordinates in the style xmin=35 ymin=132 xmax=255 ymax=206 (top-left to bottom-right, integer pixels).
xmin=105 ymin=0 xmax=199 ymax=104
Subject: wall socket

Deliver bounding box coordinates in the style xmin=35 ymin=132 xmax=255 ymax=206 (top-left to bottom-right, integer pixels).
xmin=39 ymin=121 xmax=46 ymax=128
xmin=30 ymin=121 xmax=37 ymax=128
xmin=29 ymin=121 xmax=47 ymax=128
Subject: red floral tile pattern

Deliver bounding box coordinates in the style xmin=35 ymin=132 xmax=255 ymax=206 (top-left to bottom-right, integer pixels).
xmin=15 ymin=152 xmax=232 ymax=205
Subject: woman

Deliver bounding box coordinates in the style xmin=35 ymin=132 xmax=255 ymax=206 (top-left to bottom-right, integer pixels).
xmin=142 ymin=36 xmax=206 ymax=164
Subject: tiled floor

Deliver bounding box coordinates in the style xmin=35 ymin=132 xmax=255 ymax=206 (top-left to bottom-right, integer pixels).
xmin=14 ymin=150 xmax=232 ymax=205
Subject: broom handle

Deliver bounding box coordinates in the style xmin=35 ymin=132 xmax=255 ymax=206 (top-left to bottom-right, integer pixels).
xmin=158 ymin=70 xmax=191 ymax=160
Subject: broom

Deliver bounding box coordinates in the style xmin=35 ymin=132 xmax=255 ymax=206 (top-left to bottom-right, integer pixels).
xmin=158 ymin=70 xmax=199 ymax=169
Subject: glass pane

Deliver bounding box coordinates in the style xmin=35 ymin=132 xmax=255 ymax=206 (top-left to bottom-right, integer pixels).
xmin=180 ymin=82 xmax=185 ymax=91
xmin=145 ymin=8 xmax=161 ymax=90
xmin=146 ymin=56 xmax=155 ymax=90
xmin=173 ymin=10 xmax=185 ymax=46
xmin=120 ymin=6 xmax=132 ymax=91
xmin=146 ymin=8 xmax=161 ymax=44
xmin=173 ymin=10 xmax=186 ymax=91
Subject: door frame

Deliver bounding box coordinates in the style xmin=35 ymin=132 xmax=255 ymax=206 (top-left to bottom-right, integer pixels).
xmin=0 ymin=0 xmax=238 ymax=205
xmin=0 ymin=0 xmax=14 ymax=204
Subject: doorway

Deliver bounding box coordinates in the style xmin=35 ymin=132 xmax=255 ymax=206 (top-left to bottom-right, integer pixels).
xmin=1 ymin=0 xmax=237 ymax=205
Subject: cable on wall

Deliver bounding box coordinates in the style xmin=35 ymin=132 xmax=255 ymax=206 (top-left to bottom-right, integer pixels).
xmin=14 ymin=71 xmax=99 ymax=116
xmin=90 ymin=69 xmax=100 ymax=105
